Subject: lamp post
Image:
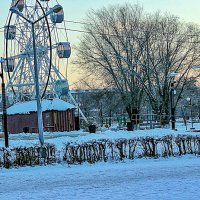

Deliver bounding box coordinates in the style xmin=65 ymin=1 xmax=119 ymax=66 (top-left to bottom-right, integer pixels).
xmin=0 ymin=58 xmax=9 ymax=148
xmin=169 ymin=72 xmax=178 ymax=130
xmin=10 ymin=4 xmax=62 ymax=145
xmin=191 ymin=65 xmax=200 ymax=128
xmin=170 ymin=81 xmax=176 ymax=130
xmin=187 ymin=97 xmax=194 ymax=129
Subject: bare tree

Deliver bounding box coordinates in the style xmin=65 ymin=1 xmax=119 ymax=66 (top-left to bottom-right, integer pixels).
xmin=139 ymin=13 xmax=200 ymax=120
xmin=75 ymin=3 xmax=200 ymax=125
xmin=76 ymin=4 xmax=147 ymax=124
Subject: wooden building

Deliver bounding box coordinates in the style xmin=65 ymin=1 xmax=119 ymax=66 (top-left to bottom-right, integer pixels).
xmin=7 ymin=99 xmax=76 ymax=134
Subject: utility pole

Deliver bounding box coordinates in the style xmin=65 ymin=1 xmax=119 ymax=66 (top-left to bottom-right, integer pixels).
xmin=0 ymin=58 xmax=9 ymax=148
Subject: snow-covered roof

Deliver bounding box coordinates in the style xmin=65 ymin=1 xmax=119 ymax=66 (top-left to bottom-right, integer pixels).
xmin=7 ymin=98 xmax=76 ymax=115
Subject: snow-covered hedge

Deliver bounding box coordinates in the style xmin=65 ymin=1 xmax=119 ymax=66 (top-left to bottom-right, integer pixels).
xmin=0 ymin=135 xmax=200 ymax=168
xmin=63 ymin=134 xmax=200 ymax=164
xmin=0 ymin=144 xmax=56 ymax=168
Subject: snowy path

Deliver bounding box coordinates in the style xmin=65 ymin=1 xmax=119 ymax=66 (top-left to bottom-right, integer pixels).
xmin=0 ymin=156 xmax=200 ymax=200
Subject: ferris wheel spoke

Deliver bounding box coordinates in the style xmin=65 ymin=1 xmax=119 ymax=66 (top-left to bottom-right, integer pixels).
xmin=6 ymin=57 xmax=23 ymax=90
xmin=25 ymin=55 xmax=37 ymax=83
xmin=17 ymin=59 xmax=26 ymax=92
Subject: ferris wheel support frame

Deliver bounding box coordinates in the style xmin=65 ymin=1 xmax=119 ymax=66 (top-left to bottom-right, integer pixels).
xmin=9 ymin=2 xmax=62 ymax=145
xmin=31 ymin=22 xmax=44 ymax=145
xmin=6 ymin=0 xmax=54 ymax=101
xmin=9 ymin=12 xmax=44 ymax=145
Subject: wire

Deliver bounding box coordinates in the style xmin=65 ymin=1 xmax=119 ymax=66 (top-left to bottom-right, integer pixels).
xmin=52 ymin=27 xmax=200 ymax=44
xmin=64 ymin=20 xmax=90 ymax=26
xmin=63 ymin=19 xmax=200 ymax=39
xmin=2 ymin=18 xmax=200 ymax=44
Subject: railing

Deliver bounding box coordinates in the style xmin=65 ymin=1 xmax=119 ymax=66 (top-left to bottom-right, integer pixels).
xmin=80 ymin=113 xmax=200 ymax=130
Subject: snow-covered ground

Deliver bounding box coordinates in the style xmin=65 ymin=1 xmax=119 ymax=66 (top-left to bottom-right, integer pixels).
xmin=0 ymin=156 xmax=200 ymax=200
xmin=0 ymin=124 xmax=200 ymax=199
xmin=1 ymin=122 xmax=200 ymax=150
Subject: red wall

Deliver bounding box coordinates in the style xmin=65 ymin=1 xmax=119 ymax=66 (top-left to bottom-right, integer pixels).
xmin=7 ymin=110 xmax=75 ymax=134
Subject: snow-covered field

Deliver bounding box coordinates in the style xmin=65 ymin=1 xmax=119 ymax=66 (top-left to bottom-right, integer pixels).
xmin=1 ymin=122 xmax=200 ymax=150
xmin=0 ymin=156 xmax=200 ymax=200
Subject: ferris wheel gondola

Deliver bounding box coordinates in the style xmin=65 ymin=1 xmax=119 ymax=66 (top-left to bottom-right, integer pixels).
xmin=11 ymin=0 xmax=25 ymax=12
xmin=57 ymin=42 xmax=71 ymax=59
xmin=4 ymin=25 xmax=16 ymax=40
xmin=51 ymin=6 xmax=64 ymax=23
xmin=3 ymin=58 xmax=15 ymax=72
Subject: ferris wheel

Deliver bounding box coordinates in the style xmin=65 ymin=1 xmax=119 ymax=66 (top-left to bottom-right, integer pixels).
xmin=4 ymin=0 xmax=71 ymax=104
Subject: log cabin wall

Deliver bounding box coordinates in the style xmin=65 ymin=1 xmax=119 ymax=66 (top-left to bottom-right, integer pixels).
xmin=53 ymin=110 xmax=75 ymax=132
xmin=7 ymin=113 xmax=38 ymax=134
xmin=8 ymin=109 xmax=76 ymax=134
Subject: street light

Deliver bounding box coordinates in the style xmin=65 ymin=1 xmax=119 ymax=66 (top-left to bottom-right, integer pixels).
xmin=187 ymin=97 xmax=195 ymax=130
xmin=10 ymin=4 xmax=62 ymax=146
xmin=0 ymin=58 xmax=9 ymax=148
xmin=169 ymin=72 xmax=178 ymax=130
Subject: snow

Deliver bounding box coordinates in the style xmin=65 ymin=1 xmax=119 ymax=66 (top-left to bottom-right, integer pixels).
xmin=7 ymin=98 xmax=76 ymax=115
xmin=0 ymin=156 xmax=199 ymax=200
xmin=1 ymin=122 xmax=200 ymax=150
xmin=0 ymin=123 xmax=200 ymax=199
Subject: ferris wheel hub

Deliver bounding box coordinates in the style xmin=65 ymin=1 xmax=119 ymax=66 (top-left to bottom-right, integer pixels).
xmin=25 ymin=46 xmax=48 ymax=57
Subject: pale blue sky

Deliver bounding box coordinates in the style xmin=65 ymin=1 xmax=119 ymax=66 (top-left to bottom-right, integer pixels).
xmin=64 ymin=0 xmax=200 ymax=24
xmin=1 ymin=0 xmax=200 ymax=84
xmin=1 ymin=1 xmax=200 ymax=28
xmin=1 ymin=0 xmax=200 ymax=46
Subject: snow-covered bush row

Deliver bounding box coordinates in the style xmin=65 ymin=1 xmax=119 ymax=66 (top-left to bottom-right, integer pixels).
xmin=63 ymin=135 xmax=200 ymax=164
xmin=0 ymin=144 xmax=56 ymax=168
xmin=0 ymin=135 xmax=200 ymax=168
